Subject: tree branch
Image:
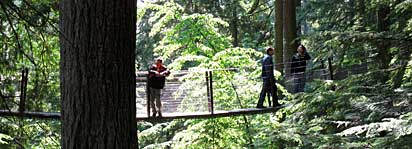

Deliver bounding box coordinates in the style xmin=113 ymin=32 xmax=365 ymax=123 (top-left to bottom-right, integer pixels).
xmin=248 ymin=0 xmax=260 ymax=14
xmin=0 ymin=1 xmax=37 ymax=66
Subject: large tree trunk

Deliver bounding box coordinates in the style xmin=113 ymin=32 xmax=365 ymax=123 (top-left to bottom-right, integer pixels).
xmin=60 ymin=0 xmax=137 ymax=148
xmin=275 ymin=0 xmax=284 ymax=72
xmin=283 ymin=0 xmax=297 ymax=89
xmin=376 ymin=3 xmax=391 ymax=83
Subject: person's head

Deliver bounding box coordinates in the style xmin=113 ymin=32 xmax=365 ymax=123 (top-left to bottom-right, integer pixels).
xmin=266 ymin=47 xmax=275 ymax=56
xmin=297 ymin=44 xmax=306 ymax=54
xmin=155 ymin=58 xmax=163 ymax=67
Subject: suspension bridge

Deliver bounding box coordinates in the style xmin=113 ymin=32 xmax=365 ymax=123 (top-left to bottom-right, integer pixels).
xmin=0 ymin=60 xmax=352 ymax=121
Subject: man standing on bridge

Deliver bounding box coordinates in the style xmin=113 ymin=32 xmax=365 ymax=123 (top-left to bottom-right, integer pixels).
xmin=257 ymin=47 xmax=281 ymax=108
xmin=148 ymin=58 xmax=170 ymax=117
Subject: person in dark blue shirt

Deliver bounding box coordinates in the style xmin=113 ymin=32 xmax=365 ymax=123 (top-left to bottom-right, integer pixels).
xmin=257 ymin=47 xmax=280 ymax=108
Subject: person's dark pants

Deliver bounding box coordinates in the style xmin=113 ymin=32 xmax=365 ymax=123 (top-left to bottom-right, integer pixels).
xmin=257 ymin=79 xmax=279 ymax=107
xmin=293 ymin=72 xmax=306 ymax=93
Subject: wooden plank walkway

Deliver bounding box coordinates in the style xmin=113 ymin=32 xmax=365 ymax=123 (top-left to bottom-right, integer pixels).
xmin=0 ymin=105 xmax=286 ymax=121
xmin=0 ymin=110 xmax=60 ymax=119
xmin=137 ymin=106 xmax=285 ymax=121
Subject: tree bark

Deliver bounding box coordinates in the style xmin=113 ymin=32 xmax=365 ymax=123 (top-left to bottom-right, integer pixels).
xmin=230 ymin=0 xmax=239 ymax=47
xmin=392 ymin=49 xmax=411 ymax=89
xmin=275 ymin=0 xmax=284 ymax=72
xmin=355 ymin=0 xmax=369 ymax=69
xmin=295 ymin=0 xmax=301 ymax=39
xmin=60 ymin=0 xmax=137 ymax=148
xmin=376 ymin=3 xmax=391 ymax=82
xmin=283 ymin=0 xmax=297 ymax=88
xmin=355 ymin=0 xmax=366 ymax=32
xmin=185 ymin=0 xmax=193 ymax=13
xmin=300 ymin=0 xmax=309 ymax=34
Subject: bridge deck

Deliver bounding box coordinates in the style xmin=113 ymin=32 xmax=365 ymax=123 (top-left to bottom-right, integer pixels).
xmin=0 ymin=105 xmax=285 ymax=121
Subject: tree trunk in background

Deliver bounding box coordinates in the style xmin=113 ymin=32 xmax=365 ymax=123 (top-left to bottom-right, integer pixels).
xmin=60 ymin=0 xmax=137 ymax=148
xmin=295 ymin=0 xmax=301 ymax=41
xmin=185 ymin=0 xmax=193 ymax=13
xmin=283 ymin=0 xmax=297 ymax=89
xmin=230 ymin=0 xmax=239 ymax=47
xmin=275 ymin=0 xmax=284 ymax=72
xmin=376 ymin=3 xmax=391 ymax=83
xmin=392 ymin=49 xmax=411 ymax=89
xmin=301 ymin=0 xmax=309 ymax=34
xmin=356 ymin=0 xmax=365 ymax=32
xmin=194 ymin=1 xmax=199 ymax=13
xmin=391 ymin=0 xmax=409 ymax=89
xmin=356 ymin=0 xmax=368 ymax=66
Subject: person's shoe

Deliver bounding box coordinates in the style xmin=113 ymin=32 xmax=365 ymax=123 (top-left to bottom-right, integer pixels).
xmin=256 ymin=105 xmax=267 ymax=108
xmin=157 ymin=112 xmax=162 ymax=117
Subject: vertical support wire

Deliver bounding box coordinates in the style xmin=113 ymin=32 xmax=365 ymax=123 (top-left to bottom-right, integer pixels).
xmin=209 ymin=71 xmax=214 ymax=115
xmin=18 ymin=68 xmax=28 ymax=113
xmin=206 ymin=71 xmax=211 ymax=113
xmin=146 ymin=77 xmax=150 ymax=117
xmin=328 ymin=57 xmax=334 ymax=80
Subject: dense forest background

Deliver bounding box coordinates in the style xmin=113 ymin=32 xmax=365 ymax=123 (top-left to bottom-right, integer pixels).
xmin=1 ymin=0 xmax=412 ymax=148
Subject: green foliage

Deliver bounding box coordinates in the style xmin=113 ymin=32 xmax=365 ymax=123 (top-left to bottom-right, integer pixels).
xmin=1 ymin=0 xmax=411 ymax=148
xmin=0 ymin=133 xmax=12 ymax=144
xmin=1 ymin=0 xmax=60 ymax=148
xmin=0 ymin=118 xmax=60 ymax=148
xmin=138 ymin=0 xmax=412 ymax=148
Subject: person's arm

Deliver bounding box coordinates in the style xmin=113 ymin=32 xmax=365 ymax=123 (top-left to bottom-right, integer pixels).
xmin=149 ymin=70 xmax=159 ymax=74
xmin=304 ymin=52 xmax=311 ymax=60
xmin=160 ymin=67 xmax=170 ymax=76
xmin=148 ymin=66 xmax=159 ymax=78
xmin=291 ymin=55 xmax=297 ymax=74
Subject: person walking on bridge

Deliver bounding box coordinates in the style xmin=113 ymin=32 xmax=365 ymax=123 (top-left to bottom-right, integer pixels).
xmin=257 ymin=47 xmax=281 ymax=108
xmin=148 ymin=58 xmax=170 ymax=117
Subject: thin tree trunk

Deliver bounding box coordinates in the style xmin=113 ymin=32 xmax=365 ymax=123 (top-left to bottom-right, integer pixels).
xmin=275 ymin=0 xmax=284 ymax=72
xmin=376 ymin=3 xmax=391 ymax=83
xmin=283 ymin=0 xmax=297 ymax=90
xmin=356 ymin=0 xmax=365 ymax=32
xmin=392 ymin=0 xmax=410 ymax=89
xmin=301 ymin=0 xmax=309 ymax=34
xmin=60 ymin=0 xmax=137 ymax=148
xmin=185 ymin=0 xmax=193 ymax=13
xmin=230 ymin=0 xmax=239 ymax=47
xmin=356 ymin=0 xmax=368 ymax=65
xmin=295 ymin=0 xmax=301 ymax=39
xmin=392 ymin=49 xmax=411 ymax=89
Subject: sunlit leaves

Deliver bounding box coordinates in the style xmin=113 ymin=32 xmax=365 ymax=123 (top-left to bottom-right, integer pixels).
xmin=0 ymin=133 xmax=12 ymax=144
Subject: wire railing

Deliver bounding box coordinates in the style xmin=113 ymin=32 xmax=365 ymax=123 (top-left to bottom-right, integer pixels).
xmin=1 ymin=58 xmax=381 ymax=118
xmin=135 ymin=60 xmax=333 ymax=116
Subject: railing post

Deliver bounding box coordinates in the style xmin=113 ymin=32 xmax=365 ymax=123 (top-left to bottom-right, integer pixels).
xmin=209 ymin=71 xmax=214 ymax=115
xmin=328 ymin=57 xmax=334 ymax=80
xmin=206 ymin=71 xmax=211 ymax=112
xmin=146 ymin=78 xmax=150 ymax=117
xmin=19 ymin=68 xmax=28 ymax=113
